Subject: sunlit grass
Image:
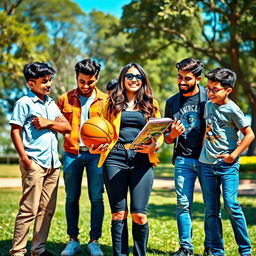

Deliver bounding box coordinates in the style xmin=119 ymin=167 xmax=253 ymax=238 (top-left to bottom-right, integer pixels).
xmin=0 ymin=186 xmax=255 ymax=256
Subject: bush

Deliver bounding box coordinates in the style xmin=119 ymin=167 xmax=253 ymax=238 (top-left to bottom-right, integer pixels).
xmin=240 ymin=156 xmax=256 ymax=172
xmin=0 ymin=154 xmax=19 ymax=164
xmin=159 ymin=143 xmax=173 ymax=163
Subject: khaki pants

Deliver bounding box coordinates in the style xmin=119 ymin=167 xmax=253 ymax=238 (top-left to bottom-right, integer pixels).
xmin=9 ymin=160 xmax=60 ymax=256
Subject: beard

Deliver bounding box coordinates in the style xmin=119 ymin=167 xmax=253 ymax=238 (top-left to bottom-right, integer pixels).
xmin=78 ymin=87 xmax=93 ymax=97
xmin=179 ymin=82 xmax=197 ymax=94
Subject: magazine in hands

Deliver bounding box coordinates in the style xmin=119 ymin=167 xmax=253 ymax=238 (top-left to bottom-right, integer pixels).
xmin=128 ymin=117 xmax=173 ymax=150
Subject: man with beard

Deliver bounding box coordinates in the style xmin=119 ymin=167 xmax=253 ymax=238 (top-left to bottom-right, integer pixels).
xmin=164 ymin=58 xmax=208 ymax=256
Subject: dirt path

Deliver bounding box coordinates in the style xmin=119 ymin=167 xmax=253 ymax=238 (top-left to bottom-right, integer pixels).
xmin=0 ymin=177 xmax=255 ymax=195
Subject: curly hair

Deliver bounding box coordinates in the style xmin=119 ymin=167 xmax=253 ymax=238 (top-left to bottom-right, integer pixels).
xmin=108 ymin=63 xmax=157 ymax=118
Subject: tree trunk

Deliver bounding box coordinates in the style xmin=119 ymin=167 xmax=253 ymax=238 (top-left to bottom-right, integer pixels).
xmin=247 ymin=109 xmax=256 ymax=156
xmin=229 ymin=2 xmax=256 ymax=155
xmin=229 ymin=1 xmax=239 ymax=102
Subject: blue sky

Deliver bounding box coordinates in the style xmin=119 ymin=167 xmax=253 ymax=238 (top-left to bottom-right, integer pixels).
xmin=72 ymin=0 xmax=131 ymax=17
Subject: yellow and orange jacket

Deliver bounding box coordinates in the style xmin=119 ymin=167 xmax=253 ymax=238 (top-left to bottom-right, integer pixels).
xmin=57 ymin=88 xmax=108 ymax=155
xmin=98 ymin=99 xmax=163 ymax=167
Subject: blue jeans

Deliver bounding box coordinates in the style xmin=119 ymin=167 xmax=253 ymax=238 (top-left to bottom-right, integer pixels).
xmin=199 ymin=161 xmax=251 ymax=256
xmin=174 ymin=156 xmax=200 ymax=252
xmin=63 ymin=151 xmax=104 ymax=240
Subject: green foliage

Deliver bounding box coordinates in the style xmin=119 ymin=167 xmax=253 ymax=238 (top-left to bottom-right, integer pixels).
xmin=240 ymin=156 xmax=256 ymax=172
xmin=1 ymin=0 xmax=256 ymax=155
xmin=117 ymin=1 xmax=202 ymax=64
xmin=0 ymin=10 xmax=48 ymax=81
xmin=117 ymin=0 xmax=256 ymax=106
xmin=116 ymin=0 xmax=256 ymax=155
xmin=84 ymin=10 xmax=127 ymax=90
xmin=13 ymin=0 xmax=87 ymax=100
xmin=0 ymin=0 xmax=87 ymax=104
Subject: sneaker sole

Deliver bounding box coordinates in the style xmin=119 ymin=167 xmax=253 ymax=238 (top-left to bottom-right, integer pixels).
xmin=61 ymin=248 xmax=81 ymax=256
xmin=87 ymin=249 xmax=103 ymax=256
xmin=87 ymin=253 xmax=103 ymax=256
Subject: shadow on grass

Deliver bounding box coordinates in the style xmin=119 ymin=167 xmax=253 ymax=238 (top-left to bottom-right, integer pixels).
xmin=148 ymin=189 xmax=205 ymax=222
xmin=149 ymin=189 xmax=255 ymax=226
xmin=152 ymin=188 xmax=176 ymax=197
xmin=148 ymin=201 xmax=205 ymax=221
xmin=1 ymin=241 xmax=202 ymax=256
xmin=148 ymin=247 xmax=171 ymax=255
xmin=148 ymin=247 xmax=202 ymax=256
xmin=220 ymin=203 xmax=255 ymax=226
xmin=0 ymin=240 xmax=112 ymax=256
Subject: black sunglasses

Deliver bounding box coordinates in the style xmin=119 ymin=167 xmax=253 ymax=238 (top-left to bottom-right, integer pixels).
xmin=125 ymin=73 xmax=143 ymax=81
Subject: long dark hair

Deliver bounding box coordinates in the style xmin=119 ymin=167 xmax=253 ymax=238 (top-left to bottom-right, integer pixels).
xmin=108 ymin=63 xmax=157 ymax=117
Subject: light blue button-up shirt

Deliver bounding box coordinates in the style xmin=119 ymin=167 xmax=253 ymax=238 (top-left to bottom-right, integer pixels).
xmin=9 ymin=90 xmax=63 ymax=168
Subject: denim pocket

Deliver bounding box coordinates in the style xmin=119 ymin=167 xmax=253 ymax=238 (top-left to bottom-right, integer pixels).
xmin=174 ymin=156 xmax=185 ymax=165
xmin=214 ymin=159 xmax=239 ymax=174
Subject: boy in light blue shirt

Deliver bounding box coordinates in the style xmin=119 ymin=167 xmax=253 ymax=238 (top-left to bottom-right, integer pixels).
xmin=199 ymin=68 xmax=255 ymax=256
xmin=9 ymin=62 xmax=71 ymax=256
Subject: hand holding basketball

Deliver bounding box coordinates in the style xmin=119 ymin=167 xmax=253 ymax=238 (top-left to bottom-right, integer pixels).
xmin=80 ymin=117 xmax=114 ymax=148
xmin=88 ymin=143 xmax=109 ymax=154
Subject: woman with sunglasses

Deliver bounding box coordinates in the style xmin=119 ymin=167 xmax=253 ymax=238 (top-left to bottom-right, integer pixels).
xmin=90 ymin=63 xmax=163 ymax=256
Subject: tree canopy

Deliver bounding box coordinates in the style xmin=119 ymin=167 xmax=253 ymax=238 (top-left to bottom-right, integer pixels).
xmin=0 ymin=0 xmax=255 ymax=154
xmin=117 ymin=0 xmax=256 ymax=154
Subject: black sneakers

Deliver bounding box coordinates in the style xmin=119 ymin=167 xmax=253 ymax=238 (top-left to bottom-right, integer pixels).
xmin=40 ymin=251 xmax=54 ymax=256
xmin=203 ymin=248 xmax=251 ymax=256
xmin=203 ymin=248 xmax=213 ymax=256
xmin=173 ymin=247 xmax=193 ymax=256
xmin=31 ymin=250 xmax=54 ymax=256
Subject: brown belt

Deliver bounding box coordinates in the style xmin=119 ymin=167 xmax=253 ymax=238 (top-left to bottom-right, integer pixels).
xmin=79 ymin=146 xmax=89 ymax=152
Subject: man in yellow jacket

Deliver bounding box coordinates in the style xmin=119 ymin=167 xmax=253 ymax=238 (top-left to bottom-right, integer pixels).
xmin=57 ymin=59 xmax=107 ymax=256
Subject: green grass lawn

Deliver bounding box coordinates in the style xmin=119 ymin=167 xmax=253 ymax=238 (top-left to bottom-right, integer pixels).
xmin=0 ymin=186 xmax=255 ymax=256
xmin=1 ymin=163 xmax=256 ymax=180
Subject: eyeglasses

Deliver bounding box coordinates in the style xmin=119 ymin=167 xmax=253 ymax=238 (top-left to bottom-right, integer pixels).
xmin=205 ymin=86 xmax=226 ymax=94
xmin=125 ymin=73 xmax=143 ymax=81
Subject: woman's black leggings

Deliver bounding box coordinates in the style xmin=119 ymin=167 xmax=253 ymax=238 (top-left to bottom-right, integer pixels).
xmin=103 ymin=148 xmax=153 ymax=256
xmin=103 ymin=148 xmax=154 ymax=214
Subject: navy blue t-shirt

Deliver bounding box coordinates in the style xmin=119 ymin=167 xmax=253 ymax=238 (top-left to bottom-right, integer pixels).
xmin=175 ymin=93 xmax=203 ymax=159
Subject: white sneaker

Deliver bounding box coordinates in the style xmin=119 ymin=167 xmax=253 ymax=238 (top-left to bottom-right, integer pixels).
xmin=87 ymin=241 xmax=103 ymax=256
xmin=61 ymin=240 xmax=81 ymax=256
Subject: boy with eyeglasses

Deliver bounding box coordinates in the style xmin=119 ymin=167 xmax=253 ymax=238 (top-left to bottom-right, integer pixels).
xmin=199 ymin=68 xmax=254 ymax=256
xmin=57 ymin=59 xmax=107 ymax=256
xmin=9 ymin=62 xmax=71 ymax=256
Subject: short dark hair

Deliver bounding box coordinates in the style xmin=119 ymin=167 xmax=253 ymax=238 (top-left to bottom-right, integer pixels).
xmin=75 ymin=59 xmax=101 ymax=78
xmin=176 ymin=57 xmax=203 ymax=78
xmin=23 ymin=62 xmax=56 ymax=82
xmin=106 ymin=78 xmax=118 ymax=91
xmin=205 ymin=68 xmax=236 ymax=88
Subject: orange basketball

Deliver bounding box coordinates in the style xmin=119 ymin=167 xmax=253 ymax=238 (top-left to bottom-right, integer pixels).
xmin=80 ymin=117 xmax=114 ymax=147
